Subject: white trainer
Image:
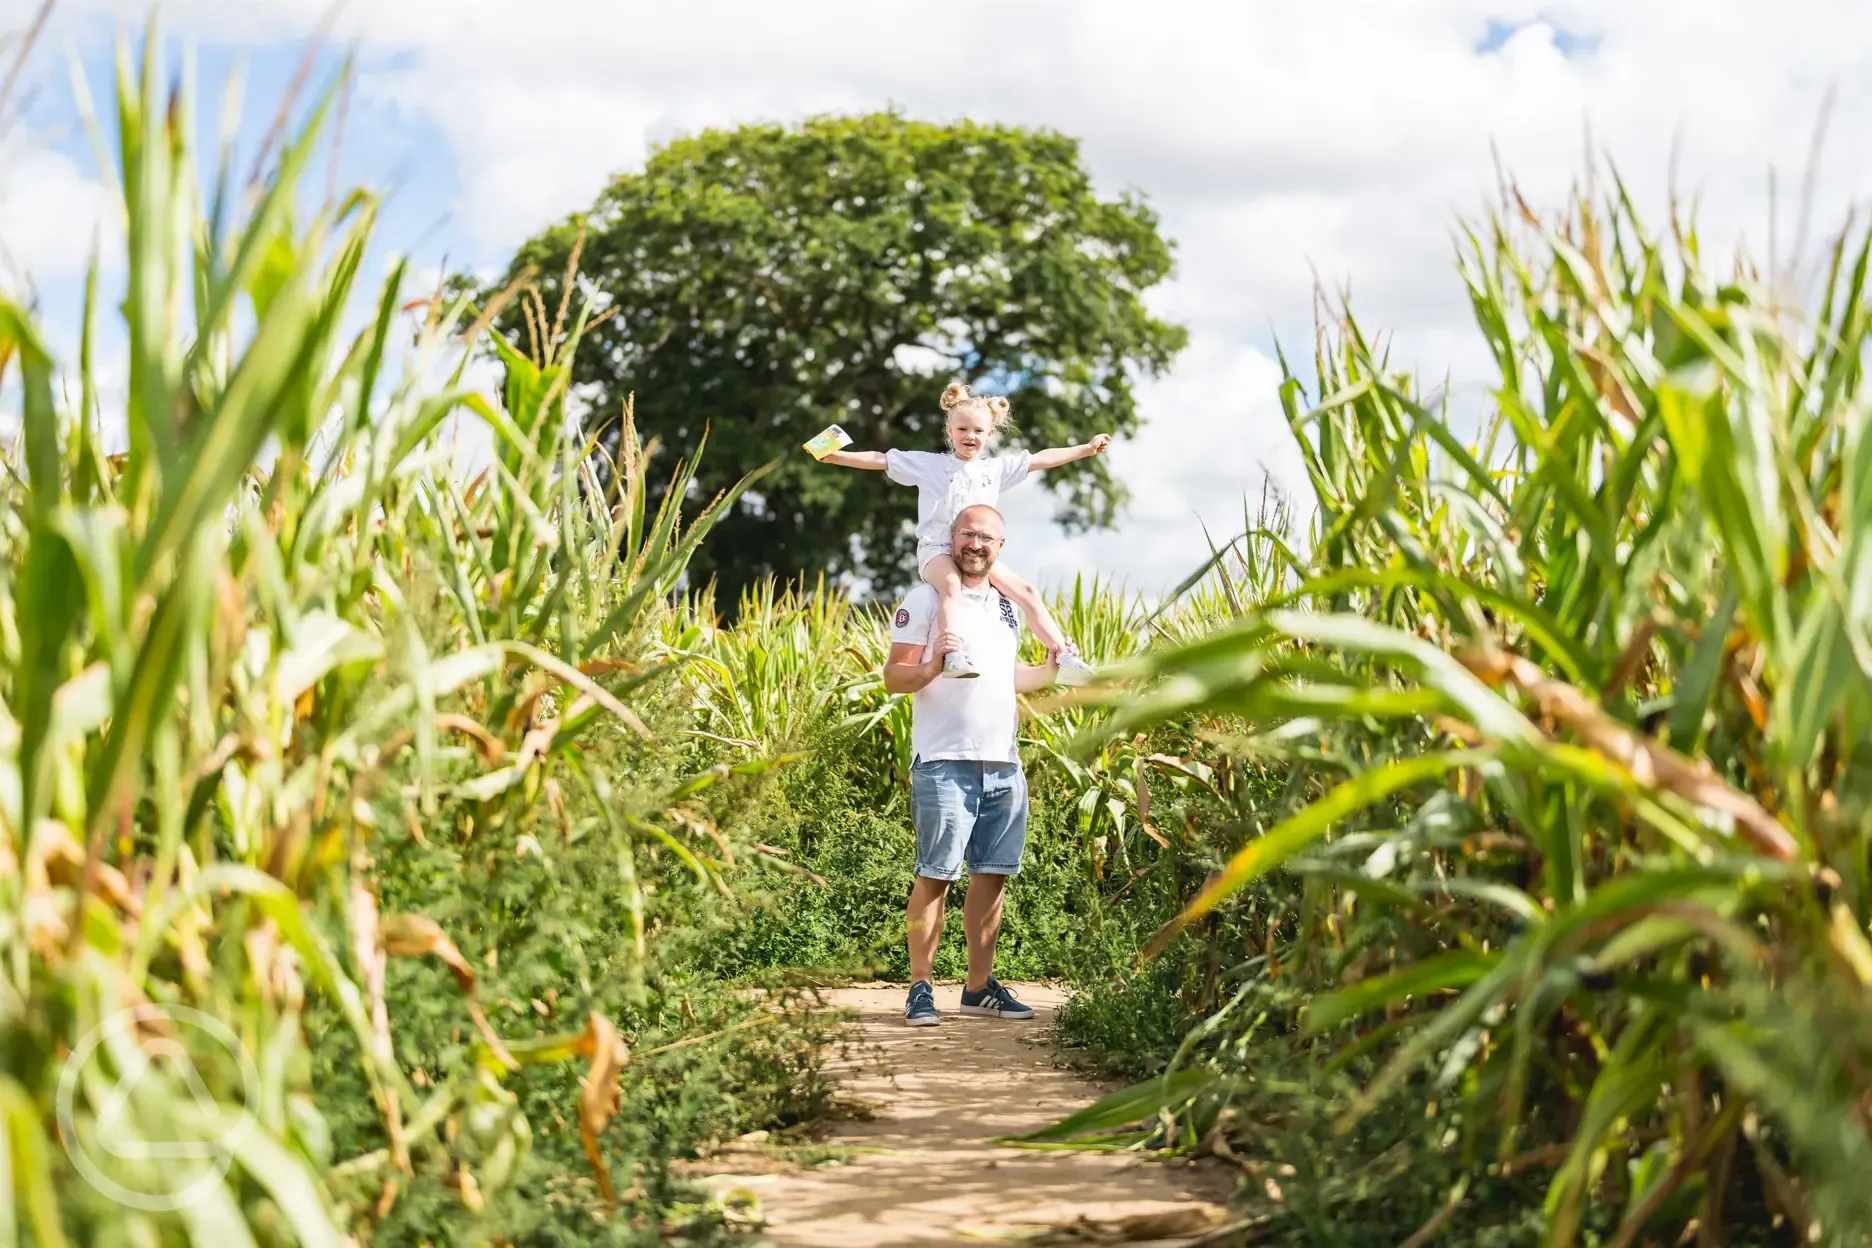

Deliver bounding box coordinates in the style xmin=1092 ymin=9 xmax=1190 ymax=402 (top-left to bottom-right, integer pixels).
xmin=943 ymin=650 xmax=980 ymax=679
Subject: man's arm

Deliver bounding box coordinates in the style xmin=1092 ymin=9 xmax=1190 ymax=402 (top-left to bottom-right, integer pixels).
xmin=1014 ymin=663 xmax=1060 ymax=694
xmin=884 ymin=635 xmax=963 ymax=694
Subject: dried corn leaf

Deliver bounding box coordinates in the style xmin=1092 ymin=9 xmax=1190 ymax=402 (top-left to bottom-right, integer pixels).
xmin=575 ymin=1011 xmax=632 ymax=1206
xmin=378 ymin=911 xmax=518 ymax=1068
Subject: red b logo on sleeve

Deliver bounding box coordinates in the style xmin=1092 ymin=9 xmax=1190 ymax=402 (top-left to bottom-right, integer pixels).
xmin=894 ymin=608 xmax=910 ymax=628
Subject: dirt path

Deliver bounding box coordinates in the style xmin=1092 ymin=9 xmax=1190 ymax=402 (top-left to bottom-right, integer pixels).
xmin=694 ymin=983 xmax=1236 ymax=1246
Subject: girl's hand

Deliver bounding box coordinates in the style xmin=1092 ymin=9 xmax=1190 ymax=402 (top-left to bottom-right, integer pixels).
xmin=1087 ymin=433 xmax=1113 ymax=456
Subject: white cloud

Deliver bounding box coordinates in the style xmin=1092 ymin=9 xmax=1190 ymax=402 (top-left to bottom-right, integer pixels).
xmin=0 ymin=137 xmax=113 ymax=293
xmin=10 ymin=0 xmax=1872 ymax=593
xmin=997 ymin=331 xmax=1293 ymax=594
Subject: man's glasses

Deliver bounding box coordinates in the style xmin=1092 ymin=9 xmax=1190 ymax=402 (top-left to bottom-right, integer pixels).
xmin=955 ymin=530 xmax=1003 ymax=546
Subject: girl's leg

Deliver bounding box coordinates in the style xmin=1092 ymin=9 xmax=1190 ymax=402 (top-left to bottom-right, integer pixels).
xmin=987 ymin=562 xmax=1072 ymax=659
xmin=922 ymin=553 xmax=977 ymax=677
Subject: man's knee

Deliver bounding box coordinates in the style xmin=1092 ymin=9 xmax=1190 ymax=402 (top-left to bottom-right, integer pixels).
xmin=965 ymin=872 xmax=1009 ymax=906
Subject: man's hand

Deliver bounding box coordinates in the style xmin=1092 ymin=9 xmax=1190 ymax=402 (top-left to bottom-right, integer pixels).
xmin=924 ymin=630 xmax=966 ymax=683
xmin=1015 ymin=663 xmax=1060 ymax=694
xmin=884 ymin=634 xmax=963 ymax=694
xmin=1086 ymin=433 xmax=1113 ymax=456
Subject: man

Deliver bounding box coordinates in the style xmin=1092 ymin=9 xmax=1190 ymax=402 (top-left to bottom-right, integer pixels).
xmin=883 ymin=503 xmax=1063 ymax=1027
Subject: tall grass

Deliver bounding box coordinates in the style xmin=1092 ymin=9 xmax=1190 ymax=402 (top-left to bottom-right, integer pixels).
xmin=0 ymin=34 xmax=818 ymax=1244
xmin=22 ymin=26 xmax=1863 ymax=1248
xmin=1034 ymin=181 xmax=1872 ymax=1243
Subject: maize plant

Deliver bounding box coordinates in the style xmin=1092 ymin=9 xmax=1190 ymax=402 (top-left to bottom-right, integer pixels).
xmin=0 ymin=32 xmax=782 ymax=1243
xmin=1041 ymin=178 xmax=1872 ymax=1244
xmin=663 ymin=579 xmax=881 ymax=755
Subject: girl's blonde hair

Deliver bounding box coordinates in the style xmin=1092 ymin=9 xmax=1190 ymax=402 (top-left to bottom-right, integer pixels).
xmin=939 ymin=382 xmax=1014 ymax=435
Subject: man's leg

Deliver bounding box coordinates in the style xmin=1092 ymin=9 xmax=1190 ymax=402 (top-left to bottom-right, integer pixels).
xmin=962 ymin=873 xmax=1007 ymax=993
xmin=957 ymin=764 xmax=1035 ymax=1019
xmin=907 ymin=875 xmax=952 ymax=984
xmin=906 ymin=760 xmax=972 ymax=1025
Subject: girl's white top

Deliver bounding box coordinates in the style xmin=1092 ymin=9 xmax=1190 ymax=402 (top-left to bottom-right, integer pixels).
xmin=885 ymin=448 xmax=1033 ymax=561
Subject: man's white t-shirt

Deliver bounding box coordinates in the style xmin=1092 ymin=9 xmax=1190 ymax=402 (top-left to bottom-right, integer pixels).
xmin=889 ymin=581 xmax=1024 ymax=764
xmin=884 ymin=449 xmax=1033 ymax=560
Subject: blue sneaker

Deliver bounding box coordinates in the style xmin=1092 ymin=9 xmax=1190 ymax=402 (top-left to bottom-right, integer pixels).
xmin=905 ymin=979 xmax=941 ymax=1027
xmin=958 ymin=977 xmax=1035 ymax=1020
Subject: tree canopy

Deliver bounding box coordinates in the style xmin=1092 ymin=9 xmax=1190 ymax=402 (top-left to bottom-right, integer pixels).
xmin=496 ymin=112 xmax=1186 ymax=603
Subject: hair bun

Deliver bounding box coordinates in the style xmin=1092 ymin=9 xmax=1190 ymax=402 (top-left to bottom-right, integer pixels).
xmin=937 ymin=381 xmax=1016 ymax=439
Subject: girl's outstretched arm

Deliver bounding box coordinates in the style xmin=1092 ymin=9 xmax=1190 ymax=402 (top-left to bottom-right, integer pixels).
xmin=820 ymin=449 xmax=888 ymax=469
xmin=1028 ymin=433 xmax=1112 ymax=473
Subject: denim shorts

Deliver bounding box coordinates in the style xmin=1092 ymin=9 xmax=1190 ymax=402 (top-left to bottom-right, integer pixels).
xmin=910 ymin=759 xmax=1029 ymax=881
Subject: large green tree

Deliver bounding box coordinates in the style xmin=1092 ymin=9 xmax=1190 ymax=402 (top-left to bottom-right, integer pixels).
xmin=497 ymin=112 xmax=1186 ymax=603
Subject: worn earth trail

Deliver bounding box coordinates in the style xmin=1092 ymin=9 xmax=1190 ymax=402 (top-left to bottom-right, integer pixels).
xmin=692 ymin=983 xmax=1237 ymax=1247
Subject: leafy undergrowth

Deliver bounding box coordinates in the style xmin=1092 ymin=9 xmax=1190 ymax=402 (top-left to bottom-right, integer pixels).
xmin=695 ymin=753 xmax=1133 ymax=984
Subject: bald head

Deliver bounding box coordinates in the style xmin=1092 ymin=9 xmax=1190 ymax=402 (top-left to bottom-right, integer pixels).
xmin=950 ymin=505 xmax=1005 ymax=585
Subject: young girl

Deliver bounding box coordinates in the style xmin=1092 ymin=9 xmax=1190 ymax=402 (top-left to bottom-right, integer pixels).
xmin=817 ymin=382 xmax=1108 ymax=683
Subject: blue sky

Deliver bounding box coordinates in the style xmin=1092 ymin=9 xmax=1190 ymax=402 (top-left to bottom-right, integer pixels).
xmin=1477 ymin=17 xmax=1600 ymax=56
xmin=5 ymin=0 xmax=1869 ymax=594
xmin=13 ymin=34 xmax=464 ymax=336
